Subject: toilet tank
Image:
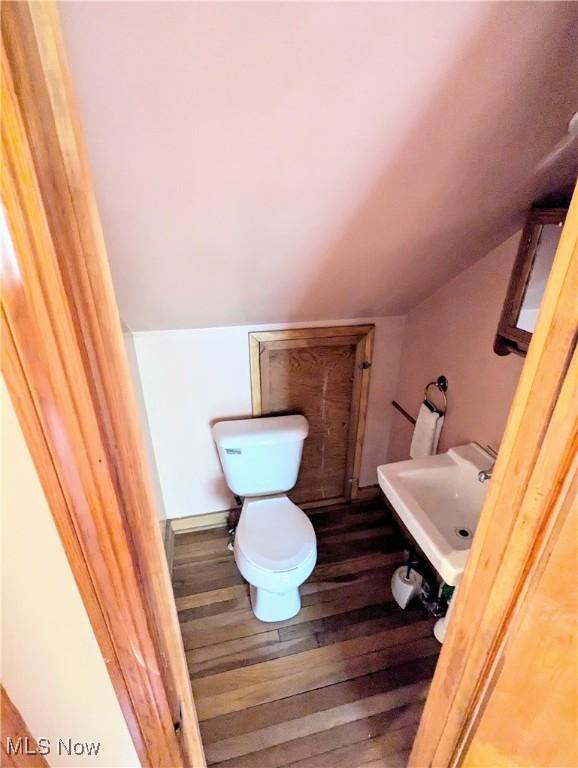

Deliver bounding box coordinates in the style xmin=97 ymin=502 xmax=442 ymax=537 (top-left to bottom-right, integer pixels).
xmin=212 ymin=415 xmax=309 ymax=497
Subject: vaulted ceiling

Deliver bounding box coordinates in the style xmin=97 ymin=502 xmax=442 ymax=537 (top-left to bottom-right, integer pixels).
xmin=59 ymin=1 xmax=578 ymax=330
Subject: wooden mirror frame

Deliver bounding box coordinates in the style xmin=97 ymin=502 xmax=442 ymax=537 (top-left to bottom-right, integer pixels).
xmin=494 ymin=207 xmax=567 ymax=357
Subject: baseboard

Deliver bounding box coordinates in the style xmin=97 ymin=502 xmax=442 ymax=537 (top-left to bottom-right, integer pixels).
xmin=300 ymin=496 xmax=346 ymax=511
xmin=170 ymin=509 xmax=232 ymax=535
xmin=168 ymin=487 xmax=381 ymax=541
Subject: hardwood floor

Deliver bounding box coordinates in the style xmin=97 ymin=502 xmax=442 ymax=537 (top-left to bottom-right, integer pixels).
xmin=172 ymin=499 xmax=439 ymax=768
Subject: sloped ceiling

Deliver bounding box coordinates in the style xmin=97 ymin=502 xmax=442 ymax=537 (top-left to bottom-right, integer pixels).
xmin=59 ymin=2 xmax=578 ymax=330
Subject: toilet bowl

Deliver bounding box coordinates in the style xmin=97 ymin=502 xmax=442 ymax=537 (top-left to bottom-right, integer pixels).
xmin=234 ymin=495 xmax=316 ymax=621
xmin=212 ymin=414 xmax=315 ymax=621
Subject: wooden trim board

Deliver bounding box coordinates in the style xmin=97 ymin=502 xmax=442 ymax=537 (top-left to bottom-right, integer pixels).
xmin=349 ymin=328 xmax=374 ymax=498
xmin=1 ymin=4 xmax=205 ymax=766
xmin=171 ymin=510 xmax=231 ymax=534
xmin=1 ymin=686 xmax=49 ymax=767
xmin=167 ymin=489 xmax=381 ymax=541
xmin=250 ymin=326 xmax=376 ymax=343
xmin=410 ymin=182 xmax=578 ymax=766
xmin=249 ymin=333 xmax=263 ymax=415
xmin=494 ymin=207 xmax=567 ymax=357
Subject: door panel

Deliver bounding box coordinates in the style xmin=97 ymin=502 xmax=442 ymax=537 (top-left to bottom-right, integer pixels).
xmin=463 ymin=478 xmax=577 ymax=768
xmin=250 ymin=327 xmax=374 ymax=505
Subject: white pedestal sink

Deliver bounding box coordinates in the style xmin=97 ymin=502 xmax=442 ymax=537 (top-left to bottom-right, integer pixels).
xmin=377 ymin=443 xmax=494 ymax=640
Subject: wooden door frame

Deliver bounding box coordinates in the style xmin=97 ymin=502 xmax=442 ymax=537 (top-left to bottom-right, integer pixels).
xmin=410 ymin=183 xmax=577 ymax=766
xmin=249 ymin=325 xmax=374 ymax=501
xmin=1 ymin=686 xmax=50 ymax=768
xmin=1 ymin=3 xmax=205 ymax=767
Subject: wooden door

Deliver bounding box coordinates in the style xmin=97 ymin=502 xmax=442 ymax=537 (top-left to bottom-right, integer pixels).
xmin=249 ymin=326 xmax=374 ymax=505
xmin=463 ymin=484 xmax=577 ymax=768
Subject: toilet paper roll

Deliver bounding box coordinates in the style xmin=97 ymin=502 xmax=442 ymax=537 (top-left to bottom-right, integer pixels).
xmin=391 ymin=565 xmax=423 ymax=609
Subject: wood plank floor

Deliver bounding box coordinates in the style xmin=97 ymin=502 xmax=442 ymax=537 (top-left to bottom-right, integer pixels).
xmin=172 ymin=499 xmax=439 ymax=768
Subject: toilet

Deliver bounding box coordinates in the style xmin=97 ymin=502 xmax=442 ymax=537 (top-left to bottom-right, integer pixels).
xmin=212 ymin=415 xmax=316 ymax=622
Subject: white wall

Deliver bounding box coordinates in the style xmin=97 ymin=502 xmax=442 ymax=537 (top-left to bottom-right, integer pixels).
xmin=1 ymin=379 xmax=140 ymax=767
xmin=123 ymin=328 xmax=166 ymax=520
xmin=134 ymin=318 xmax=405 ymax=519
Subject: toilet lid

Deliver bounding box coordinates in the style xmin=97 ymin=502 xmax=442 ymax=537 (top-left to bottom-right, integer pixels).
xmin=236 ymin=495 xmax=316 ymax=573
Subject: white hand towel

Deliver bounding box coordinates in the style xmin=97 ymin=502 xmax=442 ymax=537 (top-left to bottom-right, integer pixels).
xmin=410 ymin=402 xmax=444 ymax=459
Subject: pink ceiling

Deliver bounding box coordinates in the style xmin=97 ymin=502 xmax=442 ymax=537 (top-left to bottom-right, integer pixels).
xmin=59 ymin=2 xmax=578 ymax=330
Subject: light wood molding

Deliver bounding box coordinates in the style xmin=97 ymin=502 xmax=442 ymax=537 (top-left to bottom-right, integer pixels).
xmin=464 ymin=450 xmax=577 ymax=767
xmin=1 ymin=4 xmax=204 ymax=766
xmin=249 ymin=333 xmax=262 ymax=414
xmin=171 ymin=510 xmax=231 ymax=534
xmin=250 ymin=325 xmax=375 ymax=344
xmin=167 ymin=489 xmax=381 ymax=539
xmin=1 ymin=687 xmax=49 ymax=767
xmin=349 ymin=326 xmax=374 ymax=498
xmin=409 ymin=183 xmax=578 ymax=767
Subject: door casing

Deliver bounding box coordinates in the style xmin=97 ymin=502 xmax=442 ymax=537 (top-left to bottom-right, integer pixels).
xmin=1 ymin=3 xmax=205 ymax=766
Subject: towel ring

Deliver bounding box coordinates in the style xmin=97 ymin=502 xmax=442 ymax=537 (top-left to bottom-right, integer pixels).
xmin=424 ymin=375 xmax=448 ymax=415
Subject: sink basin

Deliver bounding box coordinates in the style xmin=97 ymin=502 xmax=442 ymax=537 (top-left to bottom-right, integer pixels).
xmin=377 ymin=443 xmax=493 ymax=586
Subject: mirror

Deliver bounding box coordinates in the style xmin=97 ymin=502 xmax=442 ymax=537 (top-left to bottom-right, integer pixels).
xmin=495 ymin=208 xmax=566 ymax=356
xmin=516 ymin=223 xmax=561 ymax=333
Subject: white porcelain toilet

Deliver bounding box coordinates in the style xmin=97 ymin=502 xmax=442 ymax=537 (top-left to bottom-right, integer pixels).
xmin=212 ymin=415 xmax=316 ymax=622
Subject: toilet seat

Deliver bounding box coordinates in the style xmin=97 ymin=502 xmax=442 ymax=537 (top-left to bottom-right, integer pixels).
xmin=236 ymin=494 xmax=316 ymax=573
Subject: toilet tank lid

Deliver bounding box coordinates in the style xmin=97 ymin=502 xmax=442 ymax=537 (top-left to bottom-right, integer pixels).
xmin=212 ymin=415 xmax=308 ymax=448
